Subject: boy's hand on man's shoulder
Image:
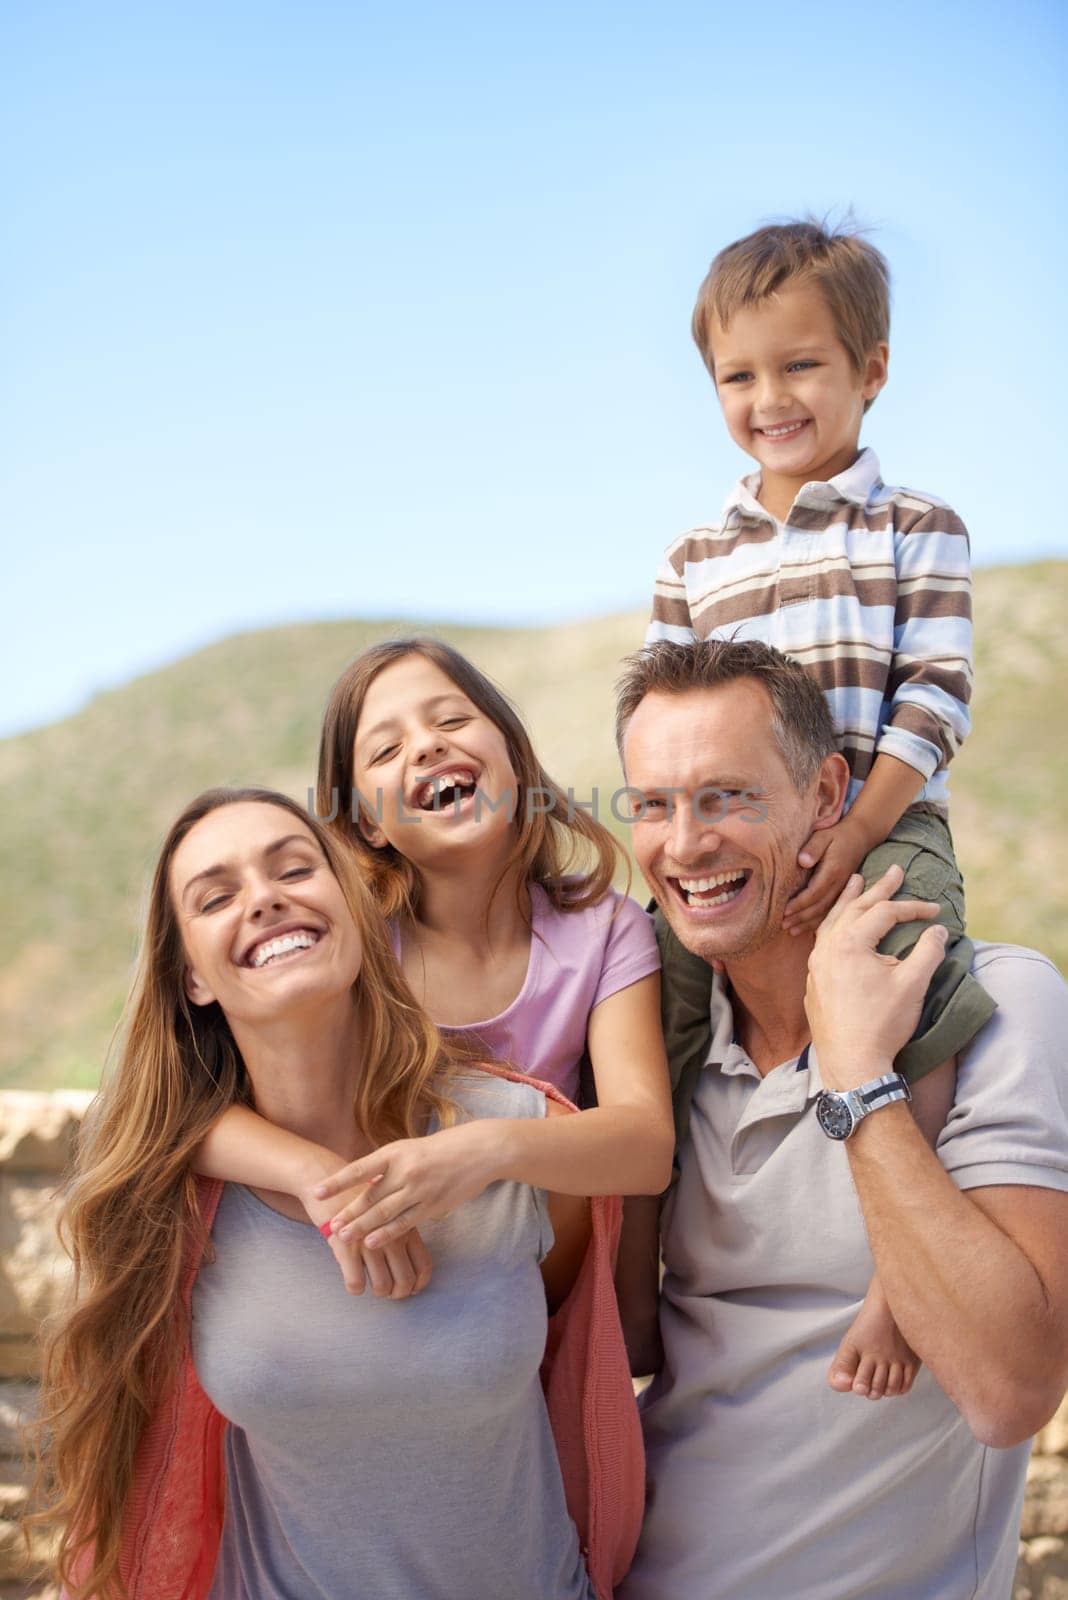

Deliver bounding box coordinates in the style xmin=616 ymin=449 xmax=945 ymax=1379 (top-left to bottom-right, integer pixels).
xmin=783 ymin=817 xmax=870 ymax=935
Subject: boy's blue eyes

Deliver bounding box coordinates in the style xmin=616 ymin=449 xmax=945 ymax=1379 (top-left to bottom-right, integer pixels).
xmin=721 ymin=361 xmax=817 ymax=384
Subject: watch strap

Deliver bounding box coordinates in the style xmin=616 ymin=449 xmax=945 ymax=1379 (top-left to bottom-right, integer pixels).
xmin=851 ymin=1072 xmax=912 ymax=1118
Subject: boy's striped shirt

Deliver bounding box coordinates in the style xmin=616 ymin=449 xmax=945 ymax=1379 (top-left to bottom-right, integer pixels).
xmin=646 ymin=449 xmax=972 ymax=813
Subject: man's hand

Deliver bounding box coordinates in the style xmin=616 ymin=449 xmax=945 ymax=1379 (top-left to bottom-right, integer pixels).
xmin=313 ymin=1121 xmax=500 ymax=1250
xmin=783 ymin=815 xmax=871 ymax=935
xmin=804 ymin=865 xmax=948 ymax=1092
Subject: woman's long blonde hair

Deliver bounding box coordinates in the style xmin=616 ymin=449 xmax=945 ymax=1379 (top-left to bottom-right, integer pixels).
xmin=30 ymin=786 xmax=459 ymax=1598
xmin=316 ymin=636 xmax=627 ymax=921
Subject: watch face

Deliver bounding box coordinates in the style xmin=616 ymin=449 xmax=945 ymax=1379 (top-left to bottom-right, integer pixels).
xmin=817 ymin=1092 xmax=854 ymax=1140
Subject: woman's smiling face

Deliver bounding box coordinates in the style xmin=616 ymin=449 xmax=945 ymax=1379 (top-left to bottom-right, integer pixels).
xmin=351 ymin=654 xmax=520 ymax=867
xmin=169 ymin=800 xmax=363 ymax=1027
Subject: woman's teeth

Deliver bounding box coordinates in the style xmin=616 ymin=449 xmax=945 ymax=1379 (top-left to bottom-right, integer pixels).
xmin=251 ymin=931 xmax=319 ymax=968
xmin=678 ymin=871 xmax=747 ymax=907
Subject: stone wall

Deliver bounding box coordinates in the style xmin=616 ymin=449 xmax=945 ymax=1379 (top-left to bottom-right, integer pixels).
xmin=0 ymin=1090 xmax=1064 ymax=1598
xmin=1018 ymin=1408 xmax=1068 ymax=1598
xmin=0 ymin=1092 xmax=91 ymax=1600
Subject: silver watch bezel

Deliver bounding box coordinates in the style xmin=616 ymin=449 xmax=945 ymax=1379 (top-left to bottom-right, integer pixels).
xmin=816 ymin=1073 xmax=911 ymax=1140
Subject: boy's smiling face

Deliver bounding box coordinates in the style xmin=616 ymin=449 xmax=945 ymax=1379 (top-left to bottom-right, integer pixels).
xmin=708 ymin=280 xmax=888 ymax=518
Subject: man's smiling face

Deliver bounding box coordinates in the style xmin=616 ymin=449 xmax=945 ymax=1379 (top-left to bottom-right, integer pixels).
xmin=623 ymin=678 xmax=841 ymax=965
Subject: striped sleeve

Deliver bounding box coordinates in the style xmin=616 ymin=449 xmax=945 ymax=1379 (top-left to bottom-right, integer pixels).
xmin=876 ymin=504 xmax=973 ymax=777
xmin=646 ymin=541 xmax=697 ymax=645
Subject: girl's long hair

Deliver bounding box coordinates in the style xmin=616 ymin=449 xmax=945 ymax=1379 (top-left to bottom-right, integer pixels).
xmin=316 ymin=636 xmax=627 ymax=922
xmin=29 ymin=786 xmax=460 ymax=1599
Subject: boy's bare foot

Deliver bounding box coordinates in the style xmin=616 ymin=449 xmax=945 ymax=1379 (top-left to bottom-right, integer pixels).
xmin=828 ymin=1278 xmax=919 ymax=1400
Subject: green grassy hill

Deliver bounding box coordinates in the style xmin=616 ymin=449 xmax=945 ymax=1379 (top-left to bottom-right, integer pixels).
xmin=2 ymin=562 xmax=1064 ymax=1088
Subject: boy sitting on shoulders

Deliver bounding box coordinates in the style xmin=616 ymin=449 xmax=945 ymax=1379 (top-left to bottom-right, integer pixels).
xmin=643 ymin=218 xmax=994 ymax=1399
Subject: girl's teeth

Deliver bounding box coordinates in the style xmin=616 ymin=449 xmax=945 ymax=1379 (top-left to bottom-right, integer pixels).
xmin=417 ymin=772 xmax=475 ymax=807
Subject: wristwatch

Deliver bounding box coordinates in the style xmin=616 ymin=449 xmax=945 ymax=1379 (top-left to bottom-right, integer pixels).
xmin=815 ymin=1072 xmax=911 ymax=1140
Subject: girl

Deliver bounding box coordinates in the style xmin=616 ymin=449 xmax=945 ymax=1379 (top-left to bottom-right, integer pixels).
xmin=33 ymin=788 xmax=643 ymax=1600
xmin=195 ymin=638 xmax=674 ymax=1288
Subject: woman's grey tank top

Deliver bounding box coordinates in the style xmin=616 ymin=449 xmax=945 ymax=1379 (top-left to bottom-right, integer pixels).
xmin=191 ymin=1074 xmax=594 ymax=1600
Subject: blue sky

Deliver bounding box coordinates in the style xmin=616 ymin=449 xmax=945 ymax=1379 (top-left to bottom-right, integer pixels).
xmin=3 ymin=0 xmax=1066 ymax=736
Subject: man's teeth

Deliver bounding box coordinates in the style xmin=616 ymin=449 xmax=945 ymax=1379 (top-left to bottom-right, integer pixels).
xmin=251 ymin=931 xmax=319 ymax=968
xmin=678 ymin=871 xmax=747 ymax=907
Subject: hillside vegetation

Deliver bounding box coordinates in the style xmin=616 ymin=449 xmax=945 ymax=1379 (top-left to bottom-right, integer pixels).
xmin=1 ymin=562 xmax=1064 ymax=1088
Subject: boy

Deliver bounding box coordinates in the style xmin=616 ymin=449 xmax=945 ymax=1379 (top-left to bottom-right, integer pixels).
xmin=639 ymin=219 xmax=994 ymax=1397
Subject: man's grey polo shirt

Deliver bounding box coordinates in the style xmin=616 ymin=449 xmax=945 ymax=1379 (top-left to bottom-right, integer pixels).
xmin=620 ymin=944 xmax=1068 ymax=1600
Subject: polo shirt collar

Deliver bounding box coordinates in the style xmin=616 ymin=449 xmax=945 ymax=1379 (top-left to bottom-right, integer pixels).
xmin=719 ymin=446 xmax=884 ymax=529
xmin=707 ymin=977 xmax=823 ymax=1104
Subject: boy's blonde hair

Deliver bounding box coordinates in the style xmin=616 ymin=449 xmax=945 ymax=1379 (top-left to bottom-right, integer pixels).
xmin=692 ymin=218 xmax=890 ymax=386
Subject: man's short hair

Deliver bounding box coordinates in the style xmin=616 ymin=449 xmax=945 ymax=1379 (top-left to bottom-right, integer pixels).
xmin=615 ymin=639 xmax=840 ymax=791
xmin=691 ymin=217 xmax=890 ymax=391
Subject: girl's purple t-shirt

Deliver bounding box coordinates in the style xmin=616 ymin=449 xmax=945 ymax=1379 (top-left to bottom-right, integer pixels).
xmin=390 ymin=886 xmax=661 ymax=1098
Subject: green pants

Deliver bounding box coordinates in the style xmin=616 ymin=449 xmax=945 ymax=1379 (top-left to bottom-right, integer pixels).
xmin=658 ymin=809 xmax=997 ymax=1151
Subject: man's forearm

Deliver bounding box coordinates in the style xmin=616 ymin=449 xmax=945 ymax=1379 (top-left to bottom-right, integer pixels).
xmin=845 ymin=1096 xmax=1062 ymax=1444
xmin=806 ymin=869 xmax=1068 ymax=1446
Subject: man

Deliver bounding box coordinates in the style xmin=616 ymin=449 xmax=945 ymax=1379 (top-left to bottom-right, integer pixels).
xmin=615 ymin=639 xmax=1068 ymax=1600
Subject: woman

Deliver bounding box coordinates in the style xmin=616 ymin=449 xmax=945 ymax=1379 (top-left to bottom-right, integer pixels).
xmin=32 ymin=787 xmax=643 ymax=1600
